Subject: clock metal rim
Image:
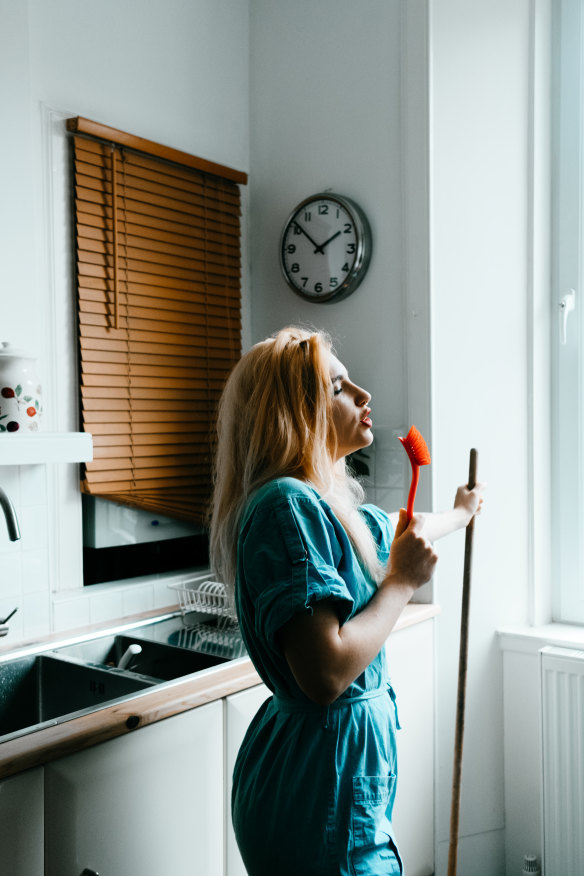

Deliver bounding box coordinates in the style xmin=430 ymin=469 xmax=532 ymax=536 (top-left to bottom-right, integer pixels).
xmin=279 ymin=192 xmax=372 ymax=304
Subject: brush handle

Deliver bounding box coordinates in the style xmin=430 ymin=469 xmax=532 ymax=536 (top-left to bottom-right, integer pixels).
xmin=447 ymin=448 xmax=478 ymax=876
xmin=406 ymin=463 xmax=420 ymax=521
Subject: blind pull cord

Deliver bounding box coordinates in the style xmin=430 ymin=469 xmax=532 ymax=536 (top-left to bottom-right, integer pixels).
xmin=110 ymin=145 xmax=119 ymax=331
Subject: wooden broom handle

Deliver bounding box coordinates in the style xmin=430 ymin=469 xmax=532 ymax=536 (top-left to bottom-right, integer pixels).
xmin=447 ymin=448 xmax=478 ymax=876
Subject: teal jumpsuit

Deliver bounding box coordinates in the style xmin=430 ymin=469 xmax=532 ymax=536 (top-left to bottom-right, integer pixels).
xmin=232 ymin=477 xmax=402 ymax=876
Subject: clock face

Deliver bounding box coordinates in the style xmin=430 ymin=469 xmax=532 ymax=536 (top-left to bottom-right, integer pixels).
xmin=280 ymin=194 xmax=371 ymax=303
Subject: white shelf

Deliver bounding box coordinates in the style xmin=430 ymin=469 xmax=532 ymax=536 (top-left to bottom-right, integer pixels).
xmin=0 ymin=433 xmax=93 ymax=465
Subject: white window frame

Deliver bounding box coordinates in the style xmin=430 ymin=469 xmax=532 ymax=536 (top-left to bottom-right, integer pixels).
xmin=552 ymin=0 xmax=584 ymax=623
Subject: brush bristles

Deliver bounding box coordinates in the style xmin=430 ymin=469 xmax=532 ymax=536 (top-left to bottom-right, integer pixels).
xmin=399 ymin=425 xmax=431 ymax=466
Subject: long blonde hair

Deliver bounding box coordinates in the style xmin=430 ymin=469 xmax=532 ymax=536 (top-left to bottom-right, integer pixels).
xmin=209 ymin=326 xmax=384 ymax=591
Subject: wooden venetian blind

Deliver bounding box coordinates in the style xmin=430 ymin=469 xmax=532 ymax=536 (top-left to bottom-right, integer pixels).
xmin=68 ymin=117 xmax=246 ymax=525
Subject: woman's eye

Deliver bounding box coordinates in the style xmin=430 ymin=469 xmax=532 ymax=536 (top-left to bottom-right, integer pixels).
xmin=333 ymin=386 xmax=342 ymax=396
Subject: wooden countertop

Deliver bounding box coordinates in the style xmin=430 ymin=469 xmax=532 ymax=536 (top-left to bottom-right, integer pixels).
xmin=0 ymin=602 xmax=439 ymax=781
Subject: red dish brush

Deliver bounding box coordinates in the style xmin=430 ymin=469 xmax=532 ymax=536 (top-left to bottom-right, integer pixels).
xmin=398 ymin=425 xmax=431 ymax=521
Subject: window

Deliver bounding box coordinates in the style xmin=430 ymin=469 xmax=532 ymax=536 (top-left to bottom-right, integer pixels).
xmin=552 ymin=0 xmax=584 ymax=622
xmin=68 ymin=117 xmax=246 ymax=529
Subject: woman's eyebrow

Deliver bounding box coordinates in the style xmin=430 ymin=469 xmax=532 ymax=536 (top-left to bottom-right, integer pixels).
xmin=331 ymin=373 xmax=346 ymax=383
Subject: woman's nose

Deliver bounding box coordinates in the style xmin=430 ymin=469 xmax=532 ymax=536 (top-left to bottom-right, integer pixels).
xmin=356 ymin=386 xmax=371 ymax=406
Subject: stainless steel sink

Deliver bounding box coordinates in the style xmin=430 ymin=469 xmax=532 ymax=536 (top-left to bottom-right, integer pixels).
xmin=0 ymin=610 xmax=245 ymax=744
xmin=0 ymin=654 xmax=155 ymax=741
xmin=55 ymin=634 xmax=229 ymax=681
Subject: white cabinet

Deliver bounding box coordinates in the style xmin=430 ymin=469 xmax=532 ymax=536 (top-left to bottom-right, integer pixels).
xmin=0 ymin=767 xmax=44 ymax=876
xmin=385 ymin=617 xmax=435 ymax=876
xmin=225 ymin=684 xmax=270 ymax=876
xmin=44 ymin=701 xmax=224 ymax=876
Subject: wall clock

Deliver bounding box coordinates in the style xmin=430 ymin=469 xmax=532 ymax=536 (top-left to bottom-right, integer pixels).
xmin=279 ymin=192 xmax=372 ymax=303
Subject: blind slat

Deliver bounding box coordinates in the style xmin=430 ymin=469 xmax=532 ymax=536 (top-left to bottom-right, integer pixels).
xmin=75 ymin=184 xmax=240 ymax=233
xmin=76 ymin=208 xmax=241 ymax=253
xmin=77 ymin=246 xmax=241 ymax=283
xmin=75 ymin=166 xmax=241 ymax=220
xmin=74 ymin=140 xmax=243 ymax=195
xmin=74 ymin=155 xmax=241 ymax=210
xmin=78 ymin=229 xmax=241 ymax=270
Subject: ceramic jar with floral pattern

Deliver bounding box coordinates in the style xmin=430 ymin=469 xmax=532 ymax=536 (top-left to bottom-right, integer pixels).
xmin=0 ymin=342 xmax=43 ymax=433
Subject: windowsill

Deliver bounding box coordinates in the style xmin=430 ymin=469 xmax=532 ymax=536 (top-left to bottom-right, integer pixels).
xmin=498 ymin=622 xmax=584 ymax=654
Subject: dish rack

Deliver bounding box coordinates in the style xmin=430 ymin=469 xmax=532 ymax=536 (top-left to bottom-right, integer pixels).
xmin=169 ymin=576 xmax=236 ymax=620
xmin=172 ymin=617 xmax=246 ymax=660
xmin=168 ymin=576 xmax=245 ymax=660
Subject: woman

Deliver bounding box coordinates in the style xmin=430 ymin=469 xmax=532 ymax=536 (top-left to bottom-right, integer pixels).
xmin=210 ymin=326 xmax=483 ymax=875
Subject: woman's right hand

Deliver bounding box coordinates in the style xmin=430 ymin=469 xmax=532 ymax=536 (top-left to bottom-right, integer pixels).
xmin=383 ymin=508 xmax=438 ymax=591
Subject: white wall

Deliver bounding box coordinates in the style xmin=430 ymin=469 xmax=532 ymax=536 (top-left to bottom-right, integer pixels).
xmin=248 ymin=0 xmax=417 ymax=519
xmin=249 ymin=1 xmax=545 ymax=874
xmin=0 ymin=0 xmax=250 ymax=641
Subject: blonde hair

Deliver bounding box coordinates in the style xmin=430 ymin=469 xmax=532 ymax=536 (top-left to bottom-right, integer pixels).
xmin=209 ymin=326 xmax=384 ymax=591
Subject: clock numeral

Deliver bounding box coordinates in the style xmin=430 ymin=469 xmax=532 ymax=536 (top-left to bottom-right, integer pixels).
xmin=304 ymin=211 xmax=312 ymax=222
xmin=293 ymin=225 xmax=302 ymax=235
xmin=330 ymin=277 xmax=338 ymax=288
xmin=346 ymin=244 xmax=356 ymax=254
xmin=342 ymin=263 xmax=350 ymax=272
xmin=343 ymin=223 xmax=352 ymax=234
xmin=286 ymin=244 xmax=296 ymax=254
xmin=318 ymin=204 xmax=329 ymax=215
xmin=314 ymin=282 xmax=323 ymax=293
xmin=291 ymin=263 xmax=300 ymax=273
xmin=301 ymin=277 xmax=309 ymax=287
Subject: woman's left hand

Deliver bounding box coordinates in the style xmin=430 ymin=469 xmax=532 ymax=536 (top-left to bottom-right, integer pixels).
xmin=453 ymin=482 xmax=486 ymax=525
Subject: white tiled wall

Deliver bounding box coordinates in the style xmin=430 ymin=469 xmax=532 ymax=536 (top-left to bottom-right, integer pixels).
xmin=0 ymin=464 xmax=184 ymax=648
xmin=358 ymin=425 xmax=409 ymax=514
xmin=0 ymin=465 xmax=51 ymax=645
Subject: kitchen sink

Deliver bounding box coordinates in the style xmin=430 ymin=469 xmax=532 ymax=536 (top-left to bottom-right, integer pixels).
xmin=0 ymin=610 xmax=245 ymax=744
xmin=55 ymin=634 xmax=229 ymax=681
xmin=0 ymin=654 xmax=155 ymax=741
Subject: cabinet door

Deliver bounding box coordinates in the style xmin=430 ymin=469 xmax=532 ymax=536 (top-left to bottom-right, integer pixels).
xmin=385 ymin=619 xmax=435 ymax=876
xmin=0 ymin=767 xmax=44 ymax=876
xmin=45 ymin=701 xmax=223 ymax=876
xmin=225 ymin=684 xmax=270 ymax=876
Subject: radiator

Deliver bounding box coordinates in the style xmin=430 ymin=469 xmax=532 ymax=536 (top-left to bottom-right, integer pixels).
xmin=541 ymin=646 xmax=584 ymax=876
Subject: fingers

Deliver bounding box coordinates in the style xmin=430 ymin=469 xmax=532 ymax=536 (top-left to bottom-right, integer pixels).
xmin=393 ymin=507 xmax=409 ymax=538
xmin=454 ymin=481 xmax=486 ymax=519
xmin=470 ymin=481 xmax=486 ymax=516
xmin=389 ymin=512 xmax=438 ymax=588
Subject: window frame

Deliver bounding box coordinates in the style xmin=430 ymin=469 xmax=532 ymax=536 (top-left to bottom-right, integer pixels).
xmin=551 ymin=0 xmax=584 ymax=623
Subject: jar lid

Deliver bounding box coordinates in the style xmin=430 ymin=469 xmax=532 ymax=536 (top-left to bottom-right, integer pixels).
xmin=0 ymin=342 xmax=35 ymax=359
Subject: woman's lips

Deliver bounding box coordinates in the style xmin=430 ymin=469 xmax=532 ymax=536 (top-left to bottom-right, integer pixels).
xmin=360 ymin=416 xmax=372 ymax=428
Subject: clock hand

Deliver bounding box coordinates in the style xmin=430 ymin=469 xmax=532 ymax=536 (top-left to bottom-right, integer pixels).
xmin=319 ymin=230 xmax=342 ymax=250
xmin=293 ymin=221 xmax=326 ymax=254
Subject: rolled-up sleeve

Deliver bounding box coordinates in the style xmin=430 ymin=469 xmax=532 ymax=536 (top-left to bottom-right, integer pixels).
xmin=240 ymin=495 xmax=355 ymax=648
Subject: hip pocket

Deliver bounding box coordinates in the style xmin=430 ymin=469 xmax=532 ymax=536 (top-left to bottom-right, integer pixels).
xmin=350 ymin=775 xmax=402 ymax=875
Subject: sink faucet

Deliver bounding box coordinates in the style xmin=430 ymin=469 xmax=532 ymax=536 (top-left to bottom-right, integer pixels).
xmin=0 ymin=487 xmax=21 ymax=541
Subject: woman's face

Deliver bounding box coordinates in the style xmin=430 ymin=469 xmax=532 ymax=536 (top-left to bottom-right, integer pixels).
xmin=328 ymin=353 xmax=373 ymax=461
